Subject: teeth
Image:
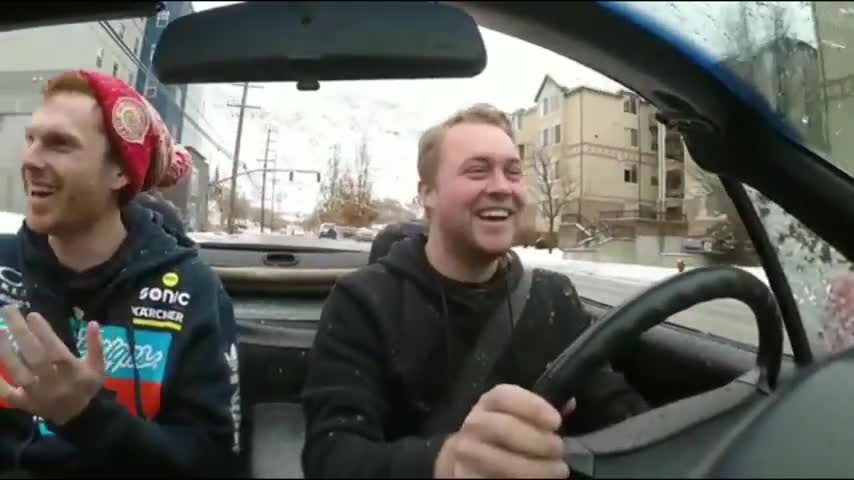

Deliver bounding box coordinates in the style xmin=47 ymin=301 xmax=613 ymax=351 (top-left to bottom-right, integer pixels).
xmin=479 ymin=208 xmax=510 ymax=219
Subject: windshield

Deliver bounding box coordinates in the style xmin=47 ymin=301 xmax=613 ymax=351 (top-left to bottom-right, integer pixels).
xmin=622 ymin=1 xmax=854 ymax=357
xmin=1 ymin=1 xmax=850 ymax=360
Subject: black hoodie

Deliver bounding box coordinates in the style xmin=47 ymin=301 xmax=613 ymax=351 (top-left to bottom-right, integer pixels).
xmin=0 ymin=203 xmax=240 ymax=476
xmin=302 ymin=234 xmax=649 ymax=478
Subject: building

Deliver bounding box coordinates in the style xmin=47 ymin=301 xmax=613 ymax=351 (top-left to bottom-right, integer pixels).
xmin=814 ymin=1 xmax=854 ymax=174
xmin=511 ymin=75 xmax=707 ymax=255
xmin=135 ymin=1 xmax=194 ymax=140
xmin=723 ymin=36 xmax=828 ymax=153
xmin=0 ymin=18 xmax=146 ymax=214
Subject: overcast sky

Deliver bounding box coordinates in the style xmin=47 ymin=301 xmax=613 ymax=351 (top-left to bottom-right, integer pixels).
xmin=187 ymin=1 xmax=818 ymax=214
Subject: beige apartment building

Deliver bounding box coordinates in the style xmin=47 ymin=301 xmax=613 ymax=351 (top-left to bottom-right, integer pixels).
xmin=511 ymin=75 xmax=712 ymax=251
xmin=814 ymin=1 xmax=854 ymax=174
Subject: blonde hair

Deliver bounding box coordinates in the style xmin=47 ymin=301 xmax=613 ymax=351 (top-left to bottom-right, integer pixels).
xmin=43 ymin=71 xmax=97 ymax=99
xmin=417 ymin=103 xmax=515 ymax=188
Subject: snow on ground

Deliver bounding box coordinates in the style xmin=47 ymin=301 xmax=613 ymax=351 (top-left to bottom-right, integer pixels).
xmin=0 ymin=212 xmax=24 ymax=234
xmin=514 ymin=247 xmax=769 ymax=286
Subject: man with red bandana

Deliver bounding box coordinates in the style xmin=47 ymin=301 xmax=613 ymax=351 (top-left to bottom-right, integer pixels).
xmin=0 ymin=70 xmax=240 ymax=476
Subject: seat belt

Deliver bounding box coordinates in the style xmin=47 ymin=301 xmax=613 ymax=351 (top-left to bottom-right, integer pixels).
xmin=423 ymin=267 xmax=534 ymax=434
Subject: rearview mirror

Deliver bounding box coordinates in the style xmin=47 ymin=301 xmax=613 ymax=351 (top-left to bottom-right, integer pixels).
xmin=152 ymin=1 xmax=487 ymax=85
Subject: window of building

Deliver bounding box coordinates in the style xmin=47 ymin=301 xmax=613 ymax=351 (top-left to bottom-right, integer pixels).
xmin=133 ymin=37 xmax=140 ymax=56
xmin=541 ymin=97 xmax=550 ymax=116
xmin=112 ymin=62 xmax=120 ymax=78
xmin=651 ymin=175 xmax=658 ymax=186
xmin=626 ymin=128 xmax=639 ymax=147
xmin=624 ymin=164 xmax=638 ymax=184
xmin=518 ymin=144 xmax=526 ymax=159
xmin=554 ymin=158 xmax=561 ymax=179
xmin=96 ymin=48 xmax=104 ymax=68
xmin=118 ymin=23 xmax=126 ymax=41
xmin=144 ymin=78 xmax=158 ymax=98
xmin=623 ymin=96 xmax=637 ymax=114
xmin=541 ymin=128 xmax=550 ymax=147
xmin=513 ymin=114 xmax=523 ymax=130
xmin=553 ymin=125 xmax=561 ymax=144
xmin=156 ymin=10 xmax=170 ymax=28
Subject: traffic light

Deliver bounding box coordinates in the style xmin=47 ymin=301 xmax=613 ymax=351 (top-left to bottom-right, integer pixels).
xmin=289 ymin=172 xmax=294 ymax=182
xmin=316 ymin=172 xmax=321 ymax=183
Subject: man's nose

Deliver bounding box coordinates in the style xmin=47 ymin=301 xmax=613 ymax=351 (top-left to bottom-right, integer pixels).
xmin=485 ymin=170 xmax=512 ymax=195
xmin=21 ymin=144 xmax=47 ymax=170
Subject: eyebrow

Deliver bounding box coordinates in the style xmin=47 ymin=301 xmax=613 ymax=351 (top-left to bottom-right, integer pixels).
xmin=26 ymin=125 xmax=83 ymax=146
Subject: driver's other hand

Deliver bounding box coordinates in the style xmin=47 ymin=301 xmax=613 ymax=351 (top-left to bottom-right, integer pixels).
xmin=434 ymin=384 xmax=570 ymax=478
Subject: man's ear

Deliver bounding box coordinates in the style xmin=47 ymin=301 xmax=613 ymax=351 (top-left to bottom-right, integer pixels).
xmin=418 ymin=180 xmax=437 ymax=211
xmin=108 ymin=163 xmax=130 ymax=192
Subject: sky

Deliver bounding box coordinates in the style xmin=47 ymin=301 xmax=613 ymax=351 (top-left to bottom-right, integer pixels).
xmin=186 ymin=1 xmax=819 ymax=215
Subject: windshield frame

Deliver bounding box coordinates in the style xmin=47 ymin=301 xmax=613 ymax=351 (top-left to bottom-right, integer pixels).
xmin=721 ymin=178 xmax=814 ymax=364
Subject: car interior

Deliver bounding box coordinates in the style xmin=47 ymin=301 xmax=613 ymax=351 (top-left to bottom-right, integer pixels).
xmin=8 ymin=1 xmax=854 ymax=478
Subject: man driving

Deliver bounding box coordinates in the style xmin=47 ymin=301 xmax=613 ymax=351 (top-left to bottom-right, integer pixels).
xmin=0 ymin=70 xmax=240 ymax=476
xmin=302 ymin=104 xmax=648 ymax=478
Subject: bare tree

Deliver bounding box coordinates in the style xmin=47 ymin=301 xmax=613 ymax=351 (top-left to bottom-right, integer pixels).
xmin=531 ymin=148 xmax=577 ymax=249
xmin=354 ymin=135 xmax=374 ymax=219
xmin=320 ymin=144 xmax=342 ymax=212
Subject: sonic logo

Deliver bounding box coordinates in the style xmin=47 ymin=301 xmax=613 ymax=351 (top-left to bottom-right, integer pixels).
xmin=139 ymin=287 xmax=190 ymax=307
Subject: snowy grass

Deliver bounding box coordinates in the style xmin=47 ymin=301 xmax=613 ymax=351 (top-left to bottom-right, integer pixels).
xmin=514 ymin=246 xmax=768 ymax=286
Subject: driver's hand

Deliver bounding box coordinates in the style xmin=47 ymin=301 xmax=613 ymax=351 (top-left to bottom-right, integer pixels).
xmin=434 ymin=384 xmax=573 ymax=478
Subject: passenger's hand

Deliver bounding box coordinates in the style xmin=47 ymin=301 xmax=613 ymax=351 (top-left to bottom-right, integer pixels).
xmin=0 ymin=305 xmax=105 ymax=425
xmin=435 ymin=384 xmax=572 ymax=478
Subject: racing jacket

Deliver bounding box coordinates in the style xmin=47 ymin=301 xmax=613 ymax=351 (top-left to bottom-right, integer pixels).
xmin=0 ymin=203 xmax=240 ymax=476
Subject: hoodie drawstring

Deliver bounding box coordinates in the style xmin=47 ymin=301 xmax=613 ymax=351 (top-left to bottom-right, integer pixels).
xmin=127 ymin=280 xmax=147 ymax=421
xmin=127 ymin=324 xmax=147 ymax=421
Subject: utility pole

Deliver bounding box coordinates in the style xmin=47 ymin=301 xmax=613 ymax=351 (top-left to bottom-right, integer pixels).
xmin=257 ymin=125 xmax=278 ymax=233
xmin=270 ymin=174 xmax=278 ymax=232
xmin=226 ymin=82 xmax=263 ymax=234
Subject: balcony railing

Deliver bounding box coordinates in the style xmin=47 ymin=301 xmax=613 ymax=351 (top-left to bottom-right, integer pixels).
xmin=600 ymin=209 xmax=687 ymax=222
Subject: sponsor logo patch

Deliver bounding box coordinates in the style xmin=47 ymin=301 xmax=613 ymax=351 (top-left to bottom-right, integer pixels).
xmin=162 ymin=272 xmax=179 ymax=288
xmin=34 ymin=320 xmax=174 ymax=435
xmin=225 ymin=343 xmax=241 ymax=454
xmin=131 ymin=305 xmax=184 ymax=332
xmin=139 ymin=287 xmax=191 ymax=307
xmin=112 ymin=96 xmax=150 ymax=145
xmin=0 ymin=266 xmax=27 ymax=309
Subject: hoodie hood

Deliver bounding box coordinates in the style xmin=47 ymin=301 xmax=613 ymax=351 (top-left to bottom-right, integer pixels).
xmin=378 ymin=233 xmax=524 ymax=315
xmin=18 ymin=202 xmax=196 ymax=317
xmin=17 ymin=202 xmax=197 ymax=352
xmin=378 ymin=233 xmax=525 ymax=377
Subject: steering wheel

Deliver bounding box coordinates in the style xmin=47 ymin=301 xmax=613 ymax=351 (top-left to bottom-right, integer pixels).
xmin=531 ymin=265 xmax=785 ymax=477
